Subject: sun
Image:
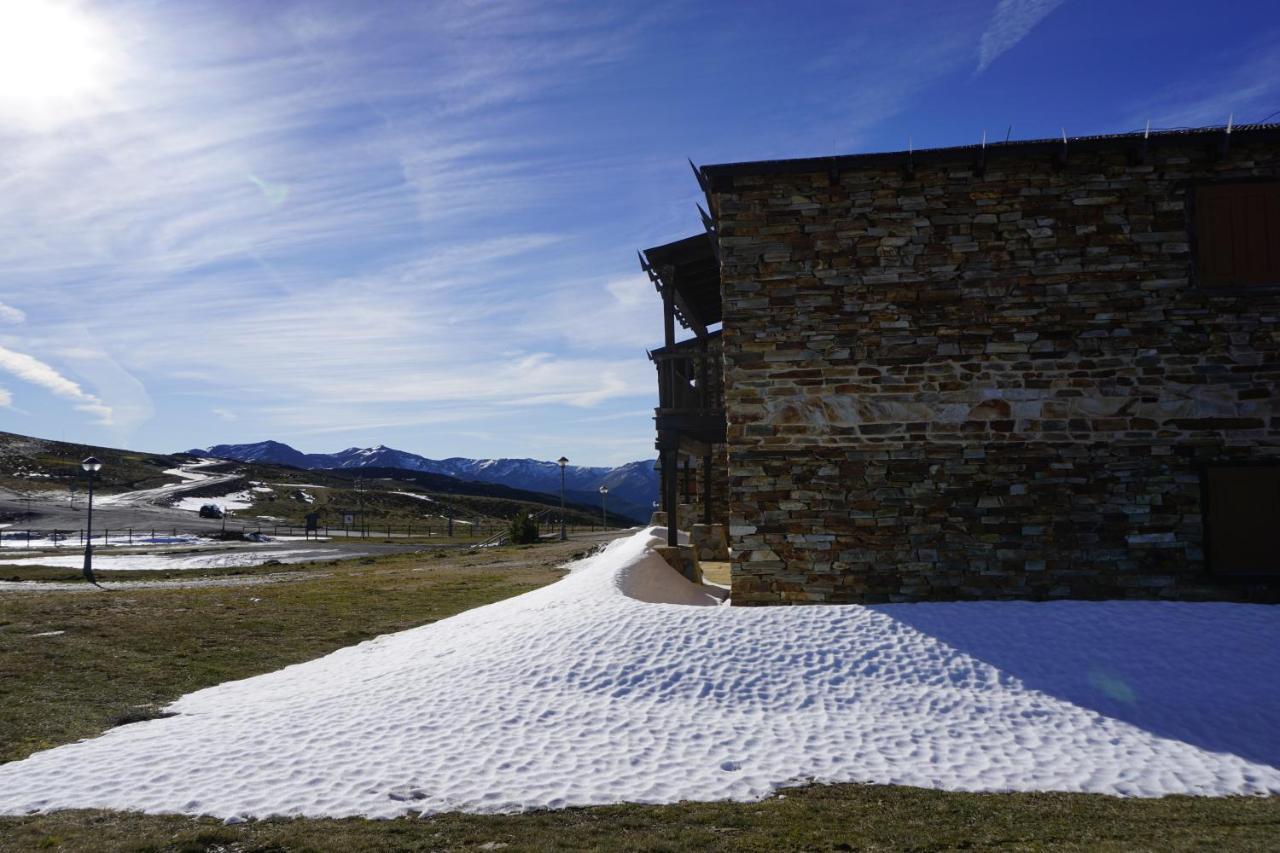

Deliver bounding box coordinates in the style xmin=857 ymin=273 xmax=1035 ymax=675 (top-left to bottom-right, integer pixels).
xmin=0 ymin=1 xmax=117 ymax=121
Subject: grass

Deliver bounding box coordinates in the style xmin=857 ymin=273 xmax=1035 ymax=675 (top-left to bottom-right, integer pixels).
xmin=3 ymin=786 xmax=1279 ymax=851
xmin=1 ymin=536 xmax=1278 ymax=851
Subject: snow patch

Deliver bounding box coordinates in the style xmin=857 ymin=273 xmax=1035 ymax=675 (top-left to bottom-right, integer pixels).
xmin=0 ymin=528 xmax=1276 ymax=820
xmin=391 ymin=491 xmax=435 ymax=503
xmin=0 ymin=548 xmax=355 ymax=572
xmin=175 ymin=491 xmax=254 ymax=512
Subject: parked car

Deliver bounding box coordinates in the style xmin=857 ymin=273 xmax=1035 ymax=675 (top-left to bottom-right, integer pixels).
xmin=199 ymin=503 xmax=224 ymax=519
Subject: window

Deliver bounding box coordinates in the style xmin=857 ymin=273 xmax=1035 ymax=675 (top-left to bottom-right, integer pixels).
xmin=1193 ymin=181 xmax=1280 ymax=288
xmin=1202 ymin=465 xmax=1280 ymax=576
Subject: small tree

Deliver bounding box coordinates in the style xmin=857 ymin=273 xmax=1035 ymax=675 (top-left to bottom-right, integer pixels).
xmin=509 ymin=510 xmax=540 ymax=544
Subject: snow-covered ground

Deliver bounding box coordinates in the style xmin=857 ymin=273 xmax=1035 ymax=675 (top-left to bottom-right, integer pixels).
xmin=0 ymin=532 xmax=202 ymax=549
xmin=97 ymin=459 xmax=235 ymax=508
xmin=392 ymin=491 xmax=435 ymax=502
xmin=174 ymin=491 xmax=255 ymax=512
xmin=0 ymin=547 xmax=358 ymax=572
xmin=0 ymin=527 xmax=1277 ymax=820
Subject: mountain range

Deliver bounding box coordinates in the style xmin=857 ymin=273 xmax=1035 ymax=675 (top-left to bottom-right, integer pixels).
xmin=188 ymin=440 xmax=659 ymax=523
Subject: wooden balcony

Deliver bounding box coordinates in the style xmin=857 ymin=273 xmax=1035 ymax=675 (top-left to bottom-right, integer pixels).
xmin=650 ymin=333 xmax=726 ymax=451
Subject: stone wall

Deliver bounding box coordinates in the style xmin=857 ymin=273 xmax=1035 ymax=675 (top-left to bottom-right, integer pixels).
xmin=710 ymin=137 xmax=1280 ymax=604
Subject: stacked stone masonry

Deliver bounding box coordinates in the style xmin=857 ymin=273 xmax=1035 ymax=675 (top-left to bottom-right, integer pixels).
xmin=710 ymin=137 xmax=1280 ymax=604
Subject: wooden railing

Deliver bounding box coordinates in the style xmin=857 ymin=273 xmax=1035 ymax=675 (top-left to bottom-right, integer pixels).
xmin=652 ymin=339 xmax=724 ymax=417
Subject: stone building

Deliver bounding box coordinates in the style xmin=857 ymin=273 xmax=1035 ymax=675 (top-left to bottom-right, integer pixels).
xmin=643 ymin=125 xmax=1280 ymax=604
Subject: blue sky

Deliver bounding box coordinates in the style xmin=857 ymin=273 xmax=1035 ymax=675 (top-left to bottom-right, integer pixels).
xmin=0 ymin=0 xmax=1277 ymax=465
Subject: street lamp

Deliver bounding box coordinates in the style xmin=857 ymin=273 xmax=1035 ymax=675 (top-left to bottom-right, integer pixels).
xmin=80 ymin=456 xmax=102 ymax=587
xmin=557 ymin=457 xmax=569 ymax=540
xmin=354 ymin=476 xmax=366 ymax=539
xmin=599 ymin=485 xmax=609 ymax=530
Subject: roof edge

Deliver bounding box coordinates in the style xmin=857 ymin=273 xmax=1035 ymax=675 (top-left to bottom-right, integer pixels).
xmin=700 ymin=124 xmax=1280 ymax=181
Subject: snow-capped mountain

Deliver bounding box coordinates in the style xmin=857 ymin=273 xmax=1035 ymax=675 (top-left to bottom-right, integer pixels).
xmin=191 ymin=441 xmax=658 ymax=519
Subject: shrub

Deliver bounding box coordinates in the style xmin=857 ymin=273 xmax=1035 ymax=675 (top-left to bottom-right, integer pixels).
xmin=508 ymin=510 xmax=540 ymax=544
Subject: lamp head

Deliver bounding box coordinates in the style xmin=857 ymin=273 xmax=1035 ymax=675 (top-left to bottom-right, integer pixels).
xmin=557 ymin=456 xmax=569 ymax=468
xmin=599 ymin=485 xmax=609 ymax=495
xmin=81 ymin=456 xmax=103 ymax=473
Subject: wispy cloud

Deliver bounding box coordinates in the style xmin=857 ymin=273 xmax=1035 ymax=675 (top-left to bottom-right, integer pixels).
xmin=976 ymin=0 xmax=1067 ymax=73
xmin=0 ymin=302 xmax=24 ymax=324
xmin=0 ymin=344 xmax=112 ymax=424
xmin=0 ymin=0 xmax=667 ymax=456
xmin=1124 ymin=36 xmax=1280 ymax=129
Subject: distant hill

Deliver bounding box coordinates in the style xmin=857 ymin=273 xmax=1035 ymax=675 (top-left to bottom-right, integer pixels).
xmin=1 ymin=429 xmax=189 ymax=494
xmin=192 ymin=441 xmax=658 ymax=523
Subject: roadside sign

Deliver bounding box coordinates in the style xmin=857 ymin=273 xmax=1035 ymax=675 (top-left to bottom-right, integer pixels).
xmin=343 ymin=513 xmax=354 ymax=525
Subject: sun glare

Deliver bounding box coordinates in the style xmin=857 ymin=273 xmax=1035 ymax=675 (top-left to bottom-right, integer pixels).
xmin=0 ymin=1 xmax=117 ymax=122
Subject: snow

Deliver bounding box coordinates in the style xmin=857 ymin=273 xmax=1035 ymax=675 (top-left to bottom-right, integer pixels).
xmin=392 ymin=491 xmax=435 ymax=503
xmin=0 ymin=527 xmax=1277 ymax=820
xmin=0 ymin=548 xmax=358 ymax=572
xmin=0 ymin=532 xmax=203 ymax=549
xmin=164 ymin=465 xmax=213 ymax=483
xmin=174 ymin=491 xmax=255 ymax=512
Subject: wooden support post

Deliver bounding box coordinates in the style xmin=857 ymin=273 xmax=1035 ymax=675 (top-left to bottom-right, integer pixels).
xmin=663 ymin=442 xmax=679 ymax=547
xmin=703 ymin=453 xmax=713 ymax=524
xmin=662 ymin=272 xmax=676 ymax=348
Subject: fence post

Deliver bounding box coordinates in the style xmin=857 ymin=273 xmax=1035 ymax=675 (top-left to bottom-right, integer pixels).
xmin=128 ymin=528 xmax=133 ymax=545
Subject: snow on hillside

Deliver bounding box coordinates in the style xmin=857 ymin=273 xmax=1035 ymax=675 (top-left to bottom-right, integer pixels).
xmin=174 ymin=491 xmax=254 ymax=512
xmin=193 ymin=440 xmax=658 ymax=515
xmin=1 ymin=528 xmax=1277 ymax=820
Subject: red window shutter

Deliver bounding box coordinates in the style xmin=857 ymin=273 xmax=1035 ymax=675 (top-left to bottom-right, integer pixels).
xmin=1195 ymin=182 xmax=1280 ymax=288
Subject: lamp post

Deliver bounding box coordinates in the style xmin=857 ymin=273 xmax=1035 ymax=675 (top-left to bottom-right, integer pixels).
xmin=81 ymin=456 xmax=102 ymax=586
xmin=557 ymin=457 xmax=569 ymax=540
xmin=599 ymin=485 xmax=609 ymax=530
xmin=355 ymin=476 xmax=365 ymax=539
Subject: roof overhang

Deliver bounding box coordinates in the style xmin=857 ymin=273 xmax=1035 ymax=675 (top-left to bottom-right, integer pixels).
xmin=698 ymin=123 xmax=1280 ymax=188
xmin=640 ymin=232 xmax=721 ymax=336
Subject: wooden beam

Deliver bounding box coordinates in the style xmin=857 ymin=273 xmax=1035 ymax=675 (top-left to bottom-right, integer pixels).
xmin=663 ymin=261 xmax=707 ymax=339
xmin=703 ymin=453 xmax=713 ymax=525
xmin=663 ymin=443 xmax=679 ymax=547
xmin=662 ymin=266 xmax=676 ymax=348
